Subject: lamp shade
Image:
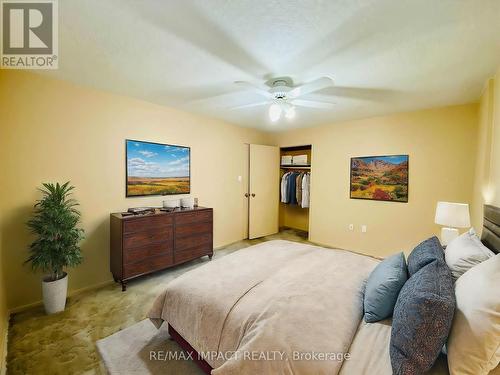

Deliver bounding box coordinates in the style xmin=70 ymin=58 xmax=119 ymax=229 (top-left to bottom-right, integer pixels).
xmin=434 ymin=202 xmax=471 ymax=228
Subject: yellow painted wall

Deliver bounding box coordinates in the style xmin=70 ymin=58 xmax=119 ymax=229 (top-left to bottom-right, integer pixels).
xmin=472 ymin=78 xmax=495 ymax=230
xmin=0 ymin=215 xmax=7 ymax=374
xmin=0 ymin=71 xmax=268 ymax=310
xmin=490 ymin=68 xmax=500 ymax=206
xmin=279 ymin=205 xmax=309 ymax=231
xmin=473 ymin=66 xmax=500 ymax=230
xmin=270 ymin=104 xmax=478 ymax=257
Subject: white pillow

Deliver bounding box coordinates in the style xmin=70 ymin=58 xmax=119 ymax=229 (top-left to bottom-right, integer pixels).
xmin=447 ymin=254 xmax=500 ymax=375
xmin=445 ymin=228 xmax=494 ymax=280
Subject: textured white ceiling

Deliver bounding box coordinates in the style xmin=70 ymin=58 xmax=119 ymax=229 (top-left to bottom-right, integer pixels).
xmin=40 ymin=0 xmax=500 ymax=131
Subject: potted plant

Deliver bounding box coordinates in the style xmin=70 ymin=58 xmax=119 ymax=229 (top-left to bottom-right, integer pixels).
xmin=26 ymin=182 xmax=84 ymax=314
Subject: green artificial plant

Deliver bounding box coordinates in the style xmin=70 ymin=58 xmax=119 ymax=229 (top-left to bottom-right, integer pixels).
xmin=26 ymin=182 xmax=84 ymax=281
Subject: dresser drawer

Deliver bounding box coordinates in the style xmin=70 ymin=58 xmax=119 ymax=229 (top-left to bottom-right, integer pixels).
xmin=123 ymin=254 xmax=173 ymax=279
xmin=123 ymin=215 xmax=173 ymax=234
xmin=176 ymin=232 xmax=212 ymax=252
xmin=175 ymin=222 xmax=212 ymax=238
xmin=123 ymin=242 xmax=173 ymax=264
xmin=175 ymin=244 xmax=212 ymax=264
xmin=123 ymin=227 xmax=173 ymax=249
xmin=175 ymin=210 xmax=212 ymax=225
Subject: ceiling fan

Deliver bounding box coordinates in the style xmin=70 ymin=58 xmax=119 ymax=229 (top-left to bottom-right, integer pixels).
xmin=231 ymin=76 xmax=335 ymax=122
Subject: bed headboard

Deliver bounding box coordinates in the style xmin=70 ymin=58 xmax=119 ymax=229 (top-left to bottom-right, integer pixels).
xmin=482 ymin=205 xmax=500 ymax=254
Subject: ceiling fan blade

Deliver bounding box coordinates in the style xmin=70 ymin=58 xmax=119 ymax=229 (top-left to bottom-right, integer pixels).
xmin=229 ymin=101 xmax=269 ymax=110
xmin=292 ymin=99 xmax=335 ymax=109
xmin=234 ymin=81 xmax=272 ymax=99
xmin=311 ymin=86 xmax=401 ymax=101
xmin=288 ymin=77 xmax=334 ymax=98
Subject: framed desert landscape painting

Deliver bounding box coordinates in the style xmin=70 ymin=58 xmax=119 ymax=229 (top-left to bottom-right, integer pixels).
xmin=350 ymin=155 xmax=409 ymax=202
xmin=126 ymin=139 xmax=190 ymax=197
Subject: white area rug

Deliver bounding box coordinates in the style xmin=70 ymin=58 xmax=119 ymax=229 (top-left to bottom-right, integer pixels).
xmin=96 ymin=319 xmax=204 ymax=374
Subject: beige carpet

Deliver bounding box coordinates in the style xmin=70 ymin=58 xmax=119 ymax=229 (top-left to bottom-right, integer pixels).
xmin=6 ymin=229 xmax=308 ymax=374
xmin=97 ymin=319 xmax=203 ymax=375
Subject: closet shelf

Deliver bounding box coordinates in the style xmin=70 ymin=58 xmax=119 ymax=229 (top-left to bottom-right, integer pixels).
xmin=280 ymin=165 xmax=311 ymax=169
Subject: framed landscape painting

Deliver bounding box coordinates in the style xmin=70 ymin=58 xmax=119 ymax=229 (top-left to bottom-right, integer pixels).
xmin=350 ymin=155 xmax=409 ymax=202
xmin=126 ymin=139 xmax=190 ymax=197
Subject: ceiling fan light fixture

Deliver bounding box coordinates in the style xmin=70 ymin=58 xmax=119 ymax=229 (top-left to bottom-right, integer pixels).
xmin=233 ymin=76 xmax=335 ymax=121
xmin=269 ymin=103 xmax=282 ymax=122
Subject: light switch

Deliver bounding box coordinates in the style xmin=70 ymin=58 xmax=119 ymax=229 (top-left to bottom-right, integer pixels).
xmin=361 ymin=225 xmax=367 ymax=233
xmin=237 ymin=175 xmax=242 ymax=182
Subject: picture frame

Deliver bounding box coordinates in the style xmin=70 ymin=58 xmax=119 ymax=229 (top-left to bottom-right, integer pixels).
xmin=350 ymin=155 xmax=409 ymax=203
xmin=125 ymin=139 xmax=191 ymax=197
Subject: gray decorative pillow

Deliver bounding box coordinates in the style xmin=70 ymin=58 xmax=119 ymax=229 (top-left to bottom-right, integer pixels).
xmin=407 ymin=236 xmax=444 ymax=276
xmin=445 ymin=228 xmax=494 ymax=280
xmin=390 ymin=257 xmax=455 ymax=375
xmin=364 ymin=252 xmax=408 ymax=323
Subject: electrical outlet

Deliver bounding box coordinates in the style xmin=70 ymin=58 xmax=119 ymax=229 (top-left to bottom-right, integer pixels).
xmin=348 ymin=224 xmax=354 ymax=231
xmin=361 ymin=225 xmax=367 ymax=233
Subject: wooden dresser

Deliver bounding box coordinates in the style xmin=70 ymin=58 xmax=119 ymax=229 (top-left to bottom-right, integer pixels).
xmin=110 ymin=207 xmax=213 ymax=291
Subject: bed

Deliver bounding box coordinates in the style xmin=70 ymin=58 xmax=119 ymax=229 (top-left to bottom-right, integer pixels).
xmin=148 ymin=205 xmax=500 ymax=374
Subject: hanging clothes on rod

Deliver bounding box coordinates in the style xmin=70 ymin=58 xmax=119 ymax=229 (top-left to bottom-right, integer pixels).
xmin=280 ymin=171 xmax=310 ymax=207
xmin=281 ymin=172 xmax=290 ymax=203
xmin=280 ymin=171 xmax=296 ymax=204
xmin=301 ymin=172 xmax=310 ymax=208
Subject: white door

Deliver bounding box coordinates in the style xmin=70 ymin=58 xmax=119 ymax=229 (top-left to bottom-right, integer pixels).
xmin=248 ymin=144 xmax=280 ymax=239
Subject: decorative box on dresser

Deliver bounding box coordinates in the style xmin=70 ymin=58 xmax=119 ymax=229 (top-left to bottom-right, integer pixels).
xmin=110 ymin=207 xmax=213 ymax=291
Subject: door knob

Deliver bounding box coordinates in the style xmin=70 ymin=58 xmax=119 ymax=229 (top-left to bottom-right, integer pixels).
xmin=244 ymin=193 xmax=249 ymax=198
xmin=251 ymin=193 xmax=256 ymax=197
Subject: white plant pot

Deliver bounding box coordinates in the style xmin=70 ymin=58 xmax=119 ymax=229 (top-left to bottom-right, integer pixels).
xmin=42 ymin=272 xmax=68 ymax=314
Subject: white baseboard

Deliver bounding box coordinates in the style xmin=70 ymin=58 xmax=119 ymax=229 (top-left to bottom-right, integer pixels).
xmin=9 ymin=279 xmax=114 ymax=315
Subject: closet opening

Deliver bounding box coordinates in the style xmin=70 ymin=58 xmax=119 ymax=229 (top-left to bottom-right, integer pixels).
xmin=279 ymin=145 xmax=312 ymax=237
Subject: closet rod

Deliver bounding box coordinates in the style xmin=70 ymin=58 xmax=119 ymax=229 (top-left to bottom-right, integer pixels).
xmin=280 ymin=165 xmax=311 ymax=169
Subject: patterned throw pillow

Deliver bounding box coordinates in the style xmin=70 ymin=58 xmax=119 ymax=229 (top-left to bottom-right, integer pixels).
xmin=390 ymin=238 xmax=455 ymax=375
xmin=407 ymin=236 xmax=443 ymax=276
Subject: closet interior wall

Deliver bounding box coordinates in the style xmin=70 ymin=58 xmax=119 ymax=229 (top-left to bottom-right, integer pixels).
xmin=279 ymin=145 xmax=312 ymax=233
